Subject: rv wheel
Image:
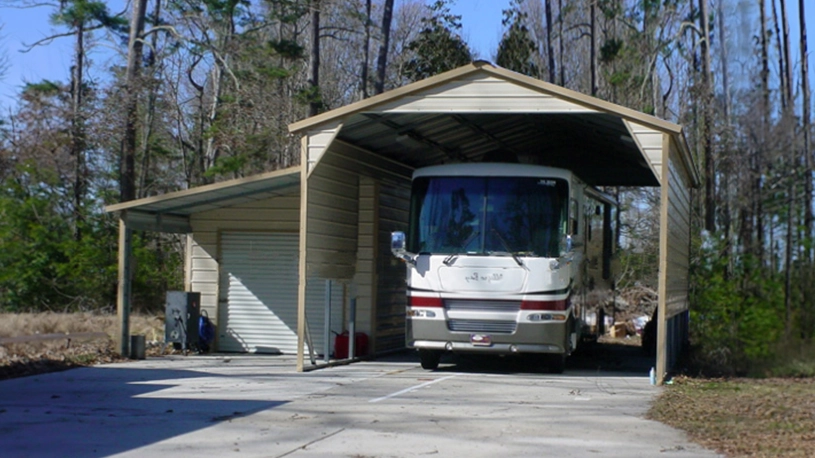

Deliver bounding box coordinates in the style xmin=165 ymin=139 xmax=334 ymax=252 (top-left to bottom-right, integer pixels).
xmin=418 ymin=349 xmax=442 ymax=370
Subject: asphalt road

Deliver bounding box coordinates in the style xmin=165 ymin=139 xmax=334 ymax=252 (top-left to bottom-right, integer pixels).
xmin=0 ymin=346 xmax=720 ymax=457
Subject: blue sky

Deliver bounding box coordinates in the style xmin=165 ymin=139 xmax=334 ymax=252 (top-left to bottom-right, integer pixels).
xmin=1 ymin=0 xmax=814 ymax=108
xmin=0 ymin=0 xmax=509 ymax=106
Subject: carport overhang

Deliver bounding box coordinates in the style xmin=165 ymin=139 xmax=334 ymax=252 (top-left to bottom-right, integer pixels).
xmin=289 ymin=61 xmax=699 ymax=382
xmin=105 ymin=167 xmax=302 ymax=357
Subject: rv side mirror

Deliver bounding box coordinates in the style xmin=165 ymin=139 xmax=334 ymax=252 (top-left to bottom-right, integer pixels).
xmin=391 ymin=231 xmax=416 ymax=264
xmin=391 ymin=231 xmax=406 ymax=253
xmin=391 ymin=231 xmax=414 ymax=263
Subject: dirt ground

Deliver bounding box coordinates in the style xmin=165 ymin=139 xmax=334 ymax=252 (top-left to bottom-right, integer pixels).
xmin=0 ymin=312 xmax=170 ymax=380
xmin=648 ymin=377 xmax=815 ymax=457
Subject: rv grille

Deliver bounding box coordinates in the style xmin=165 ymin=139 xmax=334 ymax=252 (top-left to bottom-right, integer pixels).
xmin=447 ymin=320 xmax=517 ymax=334
xmin=444 ymin=300 xmax=521 ymax=312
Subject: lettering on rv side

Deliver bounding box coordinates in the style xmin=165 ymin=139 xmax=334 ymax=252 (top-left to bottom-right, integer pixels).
xmin=464 ymin=272 xmax=503 ymax=283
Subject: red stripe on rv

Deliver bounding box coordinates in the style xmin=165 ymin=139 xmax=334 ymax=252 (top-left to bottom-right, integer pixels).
xmin=520 ymin=299 xmax=569 ymax=311
xmin=408 ymin=296 xmax=444 ymax=307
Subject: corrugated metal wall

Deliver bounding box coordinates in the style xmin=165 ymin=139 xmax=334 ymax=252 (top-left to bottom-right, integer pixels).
xmin=661 ymin=138 xmax=692 ymax=319
xmin=304 ymin=150 xmax=360 ymax=281
xmin=375 ymin=178 xmax=411 ymax=352
xmin=306 ymin=139 xmax=412 ymax=355
xmin=189 ymin=195 xmax=301 ymax=324
xmin=376 ymin=74 xmax=597 ymax=113
xmin=218 ymin=232 xmax=344 ymax=355
xmin=354 ymin=177 xmax=377 ymax=346
xmin=658 ymin=136 xmax=693 ymax=377
xmin=219 ymin=232 xmax=299 ymax=353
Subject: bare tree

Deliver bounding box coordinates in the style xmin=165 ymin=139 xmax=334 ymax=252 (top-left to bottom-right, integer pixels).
xmin=120 ymin=0 xmax=148 ymax=203
xmin=699 ymin=0 xmax=715 ymax=232
xmin=800 ymin=0 xmax=812 ymax=260
xmin=374 ymin=0 xmax=394 ymax=95
xmin=544 ymin=0 xmax=555 ymax=83
xmin=309 ymin=0 xmax=321 ymax=116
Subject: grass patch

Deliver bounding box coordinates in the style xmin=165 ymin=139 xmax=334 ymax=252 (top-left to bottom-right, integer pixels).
xmin=648 ymin=377 xmax=815 ymax=457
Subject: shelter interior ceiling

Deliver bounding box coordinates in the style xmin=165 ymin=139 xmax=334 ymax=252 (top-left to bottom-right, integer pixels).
xmin=337 ymin=112 xmax=660 ymax=187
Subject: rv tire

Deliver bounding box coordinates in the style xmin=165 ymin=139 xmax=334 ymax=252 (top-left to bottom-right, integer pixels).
xmin=419 ymin=349 xmax=442 ymax=370
xmin=543 ymin=353 xmax=566 ymax=374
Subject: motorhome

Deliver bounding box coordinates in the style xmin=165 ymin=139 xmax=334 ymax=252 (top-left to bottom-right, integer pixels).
xmin=391 ymin=163 xmax=617 ymax=372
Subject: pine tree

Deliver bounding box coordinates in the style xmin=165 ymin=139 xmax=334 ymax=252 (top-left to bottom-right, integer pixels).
xmin=403 ymin=0 xmax=472 ymax=82
xmin=496 ymin=0 xmax=539 ymax=78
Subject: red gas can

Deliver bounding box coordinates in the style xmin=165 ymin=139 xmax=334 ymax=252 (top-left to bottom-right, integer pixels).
xmin=334 ymin=331 xmax=368 ymax=359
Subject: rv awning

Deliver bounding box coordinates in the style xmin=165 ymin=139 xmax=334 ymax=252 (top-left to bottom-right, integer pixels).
xmin=105 ymin=166 xmax=301 ymax=232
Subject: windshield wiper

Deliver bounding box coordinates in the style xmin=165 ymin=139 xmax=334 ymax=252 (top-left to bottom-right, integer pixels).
xmin=490 ymin=229 xmax=524 ymax=267
xmin=443 ymin=230 xmax=480 ymax=266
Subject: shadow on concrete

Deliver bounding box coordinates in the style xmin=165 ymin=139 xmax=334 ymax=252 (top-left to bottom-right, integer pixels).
xmin=376 ymin=341 xmax=655 ymax=377
xmin=0 ymin=364 xmax=287 ymax=457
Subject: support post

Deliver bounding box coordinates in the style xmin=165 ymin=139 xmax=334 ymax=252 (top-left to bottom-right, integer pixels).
xmin=117 ymin=213 xmax=133 ymax=357
xmin=656 ymin=134 xmax=670 ymax=384
xmin=324 ymin=280 xmax=332 ymax=362
xmin=296 ymin=137 xmax=309 ymax=372
xmin=348 ymin=297 xmax=356 ymax=359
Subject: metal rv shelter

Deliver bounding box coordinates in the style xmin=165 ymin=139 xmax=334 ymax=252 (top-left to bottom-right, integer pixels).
xmin=108 ymin=61 xmax=697 ymax=384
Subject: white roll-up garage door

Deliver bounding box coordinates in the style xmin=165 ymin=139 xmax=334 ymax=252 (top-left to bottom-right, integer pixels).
xmin=218 ymin=232 xmax=343 ymax=354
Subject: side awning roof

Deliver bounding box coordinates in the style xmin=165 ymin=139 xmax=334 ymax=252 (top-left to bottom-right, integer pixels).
xmin=105 ymin=166 xmax=301 ymax=232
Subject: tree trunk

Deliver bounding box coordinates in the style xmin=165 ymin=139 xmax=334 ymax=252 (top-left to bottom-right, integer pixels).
xmin=121 ymin=0 xmax=148 ymax=203
xmin=544 ymin=0 xmax=555 ymax=84
xmin=699 ymin=0 xmax=715 ymax=233
xmin=756 ymin=0 xmax=770 ymax=265
xmin=590 ymin=0 xmax=596 ymax=96
xmin=557 ymin=0 xmax=564 ymax=86
xmin=800 ymin=0 xmax=812 ymax=262
xmin=780 ymin=0 xmax=793 ymax=107
xmin=138 ymin=0 xmax=162 ymax=199
xmin=779 ymin=0 xmax=794 ymax=337
xmin=374 ymin=0 xmax=394 ymax=95
xmin=309 ymin=0 xmax=321 ymax=117
xmin=360 ymin=0 xmax=371 ymax=99
xmin=71 ymin=21 xmax=85 ymax=240
xmin=718 ymin=0 xmax=733 ymax=275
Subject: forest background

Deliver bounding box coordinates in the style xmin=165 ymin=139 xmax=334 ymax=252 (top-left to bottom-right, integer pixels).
xmin=0 ymin=0 xmax=813 ymax=376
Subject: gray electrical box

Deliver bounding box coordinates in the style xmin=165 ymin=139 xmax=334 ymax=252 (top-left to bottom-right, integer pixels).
xmin=165 ymin=291 xmax=201 ymax=350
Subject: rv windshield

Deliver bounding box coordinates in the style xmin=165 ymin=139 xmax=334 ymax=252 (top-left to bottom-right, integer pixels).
xmin=408 ymin=176 xmax=569 ymax=257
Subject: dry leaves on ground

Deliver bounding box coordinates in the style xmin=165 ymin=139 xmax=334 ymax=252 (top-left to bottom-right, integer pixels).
xmin=648 ymin=376 xmax=815 ymax=457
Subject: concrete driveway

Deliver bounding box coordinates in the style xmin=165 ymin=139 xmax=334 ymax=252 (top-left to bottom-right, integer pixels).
xmin=0 ymin=350 xmax=720 ymax=457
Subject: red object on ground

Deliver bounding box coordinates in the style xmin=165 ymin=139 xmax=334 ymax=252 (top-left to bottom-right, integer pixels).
xmin=334 ymin=332 xmax=368 ymax=359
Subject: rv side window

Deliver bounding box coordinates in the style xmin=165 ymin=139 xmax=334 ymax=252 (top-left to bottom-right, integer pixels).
xmin=570 ymin=199 xmax=579 ymax=235
xmin=603 ymin=202 xmax=613 ymax=279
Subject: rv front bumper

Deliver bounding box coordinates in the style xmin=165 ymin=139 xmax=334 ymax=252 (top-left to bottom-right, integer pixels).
xmin=407 ymin=320 xmax=570 ymax=355
xmin=411 ymin=340 xmax=564 ymax=354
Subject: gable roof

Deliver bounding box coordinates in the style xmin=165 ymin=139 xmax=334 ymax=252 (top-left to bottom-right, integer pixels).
xmin=290 ymin=61 xmax=697 ymax=188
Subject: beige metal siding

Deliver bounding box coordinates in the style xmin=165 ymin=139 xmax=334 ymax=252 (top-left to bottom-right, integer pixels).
xmin=306 ymin=141 xmax=413 ymax=353
xmin=305 ymin=151 xmax=360 ymax=280
xmin=626 ymin=120 xmax=664 ymax=184
xmin=354 ymin=178 xmax=377 ymax=345
xmin=375 ymin=74 xmax=599 ymax=113
xmin=660 ymin=137 xmax=692 ymax=319
xmin=657 ymin=135 xmax=693 ymax=383
xmin=375 ymin=179 xmax=411 ymax=352
xmin=189 ymin=233 xmax=219 ymax=314
xmin=305 ymin=121 xmax=342 ymax=173
xmin=188 ymin=195 xmax=300 ymax=328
